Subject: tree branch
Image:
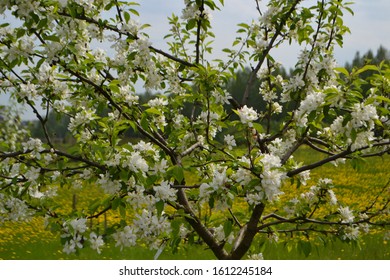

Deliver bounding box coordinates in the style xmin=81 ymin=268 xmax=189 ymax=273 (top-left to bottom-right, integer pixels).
xmin=230 ymin=202 xmax=265 ymax=259
xmin=242 ymin=0 xmax=302 ymax=105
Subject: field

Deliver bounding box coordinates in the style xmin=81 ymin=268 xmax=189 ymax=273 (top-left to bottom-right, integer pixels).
xmin=0 ymin=147 xmax=389 ymax=260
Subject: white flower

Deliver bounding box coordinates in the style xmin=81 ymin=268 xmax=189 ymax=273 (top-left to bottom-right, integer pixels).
xmin=224 ymin=134 xmax=236 ymax=150
xmin=118 ymin=85 xmax=139 ymax=106
xmin=256 ymin=37 xmax=268 ymax=51
xmin=212 ymin=90 xmax=231 ymax=104
xmin=51 ymin=171 xmax=61 ymax=181
xmin=233 ymin=168 xmax=252 ymax=186
xmin=245 ymin=192 xmax=264 ymax=206
xmin=339 ymin=206 xmax=354 ymax=223
xmin=272 ymin=102 xmax=282 ymax=114
xmin=113 ymin=226 xmax=137 ymax=250
xmin=19 ymin=82 xmax=37 ymax=99
xmin=58 ymin=0 xmax=68 ymax=8
xmin=133 ymin=140 xmax=155 ymax=153
xmin=92 ymin=48 xmax=107 ymax=64
xmin=148 ymin=97 xmax=168 ymax=108
xmin=29 ymin=187 xmax=45 ymax=199
xmin=69 ymin=218 xmax=87 ymax=233
xmin=181 ymin=4 xmax=200 ymax=20
xmin=328 ymin=190 xmax=338 ymax=205
xmin=351 ymin=131 xmax=375 ymax=151
xmin=68 ymin=108 xmax=95 ymax=133
xmin=89 ymin=232 xmax=104 ymax=254
xmin=25 ymin=167 xmax=40 ymax=182
xmin=342 ymin=226 xmax=360 ymax=240
xmin=261 ymin=153 xmax=281 ymax=169
xmin=153 ymin=181 xmax=177 ymax=202
xmin=123 ymin=151 xmax=149 ymax=173
xmin=23 ymin=138 xmax=44 ymax=153
xmin=351 ymin=103 xmax=378 ymax=129
xmin=106 ymin=153 xmax=122 ymax=167
xmin=248 ymin=253 xmax=264 ymax=260
xmin=63 ymin=240 xmax=76 ymax=255
xmin=199 ymin=183 xmax=213 ymax=200
xmin=260 ymin=169 xmax=284 ymax=202
xmin=133 ymin=209 xmax=171 ymax=241
xmin=213 ymin=225 xmax=225 ymax=242
xmin=97 ymin=173 xmax=122 ymax=195
xmin=152 ymin=158 xmax=168 ymax=175
xmin=237 ymin=105 xmax=258 ymax=127
xmin=298 ymin=170 xmax=311 ymax=186
xmin=2 ymin=196 xmax=32 ymax=222
xmin=63 ymin=235 xmax=83 ymax=254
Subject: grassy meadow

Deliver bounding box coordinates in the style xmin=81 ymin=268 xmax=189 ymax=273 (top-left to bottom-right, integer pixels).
xmin=0 ymin=146 xmax=389 ymax=260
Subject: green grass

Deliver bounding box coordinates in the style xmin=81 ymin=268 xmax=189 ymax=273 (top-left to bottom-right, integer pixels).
xmin=0 ymin=218 xmax=388 ymax=260
xmin=0 ymin=219 xmax=214 ymax=260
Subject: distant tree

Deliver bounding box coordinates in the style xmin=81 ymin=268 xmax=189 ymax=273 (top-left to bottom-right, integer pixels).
xmin=346 ymin=46 xmax=390 ymax=71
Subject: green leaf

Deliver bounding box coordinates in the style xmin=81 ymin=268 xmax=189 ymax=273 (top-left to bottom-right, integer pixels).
xmin=123 ymin=11 xmax=130 ymax=23
xmin=252 ymin=122 xmax=263 ymax=133
xmin=42 ymin=34 xmax=60 ymax=42
xmin=169 ymin=165 xmax=184 ymax=184
xmin=355 ymin=65 xmax=378 ymax=75
xmin=223 ymin=219 xmax=233 ymax=237
xmin=299 ymin=240 xmax=312 ymax=258
xmin=156 ymin=200 xmax=165 ymax=217
xmin=186 ymin=19 xmax=197 ymax=31
xmin=119 ymin=204 xmax=126 ymax=219
xmin=129 ymin=8 xmax=139 ymax=17
xmin=16 ymin=28 xmax=25 ymax=38
xmin=112 ymin=197 xmax=122 ymax=210
xmin=88 ymin=198 xmax=101 ymax=214
xmin=140 ymin=114 xmax=149 ymax=131
xmin=334 ymin=67 xmax=349 ymax=76
xmin=145 ymin=107 xmax=162 ymax=115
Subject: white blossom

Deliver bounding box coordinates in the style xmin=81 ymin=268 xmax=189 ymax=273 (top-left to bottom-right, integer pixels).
xmin=97 ymin=173 xmax=122 ymax=195
xmin=63 ymin=234 xmax=83 ymax=254
xmin=233 ymin=168 xmax=252 ymax=186
xmin=89 ymin=232 xmax=104 ymax=254
xmin=342 ymin=226 xmax=360 ymax=240
xmin=328 ymin=190 xmax=338 ymax=205
xmin=237 ymin=105 xmax=258 ymax=127
xmin=148 ymin=97 xmax=168 ymax=108
xmin=351 ymin=103 xmax=378 ymax=129
xmin=259 ymin=169 xmax=284 ymax=202
xmin=213 ymin=225 xmax=225 ymax=242
xmin=113 ymin=225 xmax=137 ymax=250
xmin=25 ymin=167 xmax=40 ymax=183
xmin=123 ymin=151 xmax=149 ymax=174
xmin=339 ymin=206 xmax=354 ymax=223
xmin=351 ymin=131 xmax=375 ymax=151
xmin=69 ymin=218 xmax=87 ymax=233
xmin=153 ymin=181 xmax=177 ymax=202
xmin=23 ymin=138 xmax=44 ymax=153
xmin=224 ymin=134 xmax=236 ymax=150
xmin=248 ymin=253 xmax=264 ymax=260
xmin=133 ymin=209 xmax=171 ymax=240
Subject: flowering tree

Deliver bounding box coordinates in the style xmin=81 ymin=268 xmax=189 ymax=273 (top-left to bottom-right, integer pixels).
xmin=0 ymin=0 xmax=389 ymax=259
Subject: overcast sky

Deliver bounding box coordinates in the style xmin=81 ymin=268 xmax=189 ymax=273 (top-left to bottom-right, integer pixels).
xmin=1 ymin=0 xmax=390 ymax=119
xmin=136 ymin=0 xmax=390 ymax=68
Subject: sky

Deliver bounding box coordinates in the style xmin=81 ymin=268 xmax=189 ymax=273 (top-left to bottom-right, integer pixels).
xmin=1 ymin=0 xmax=390 ymax=120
